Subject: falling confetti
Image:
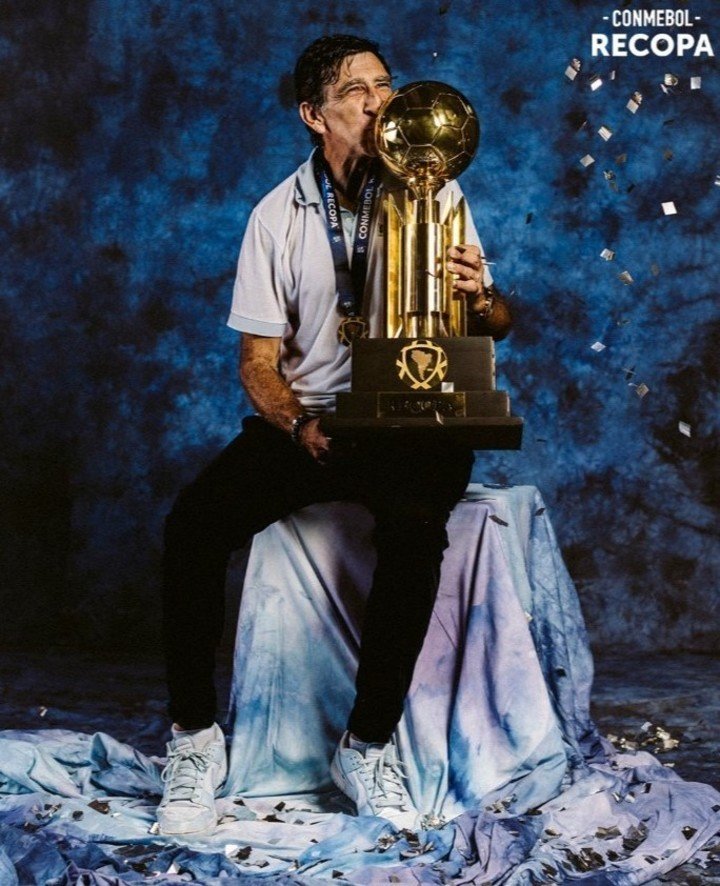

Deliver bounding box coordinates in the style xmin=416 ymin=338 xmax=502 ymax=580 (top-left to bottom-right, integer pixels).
xmin=678 ymin=421 xmax=692 ymax=437
xmin=616 ymin=153 xmax=628 ymax=164
xmin=662 ymin=201 xmax=678 ymax=215
xmin=591 ymin=341 xmax=606 ymax=352
xmin=664 ymin=73 xmax=679 ymax=87
xmin=589 ymin=74 xmax=603 ymax=91
xmin=691 ymin=76 xmax=702 ymax=90
xmin=580 ymin=154 xmax=595 ymax=167
xmin=565 ymin=58 xmax=582 ymax=80
xmin=618 ymin=270 xmax=634 ymax=284
xmin=598 ymin=125 xmax=613 ymax=141
xmin=627 ymin=91 xmax=643 ymax=113
xmin=600 ymin=248 xmax=615 ymax=260
xmin=634 ymin=383 xmax=650 ymax=398
xmin=663 ymin=149 xmax=674 ymax=161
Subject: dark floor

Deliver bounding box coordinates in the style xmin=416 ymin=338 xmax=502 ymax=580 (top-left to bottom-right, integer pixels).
xmin=0 ymin=647 xmax=718 ymax=883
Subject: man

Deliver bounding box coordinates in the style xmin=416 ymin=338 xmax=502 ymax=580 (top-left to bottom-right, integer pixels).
xmin=157 ymin=34 xmax=511 ymax=837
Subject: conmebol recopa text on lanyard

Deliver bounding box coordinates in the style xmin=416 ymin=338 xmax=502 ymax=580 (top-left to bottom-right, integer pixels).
xmin=313 ymin=150 xmax=380 ymax=346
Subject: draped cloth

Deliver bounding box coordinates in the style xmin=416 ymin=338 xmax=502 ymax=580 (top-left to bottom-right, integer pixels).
xmin=1 ymin=485 xmax=718 ymax=884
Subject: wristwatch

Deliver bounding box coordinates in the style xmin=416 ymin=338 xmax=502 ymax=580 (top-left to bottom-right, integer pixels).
xmin=290 ymin=413 xmax=314 ymax=446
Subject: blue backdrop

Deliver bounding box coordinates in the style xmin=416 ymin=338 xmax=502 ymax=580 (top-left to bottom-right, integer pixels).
xmin=1 ymin=0 xmax=718 ymax=651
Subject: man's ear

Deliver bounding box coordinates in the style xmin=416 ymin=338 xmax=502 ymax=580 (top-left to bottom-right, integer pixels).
xmin=299 ymin=102 xmax=326 ymax=137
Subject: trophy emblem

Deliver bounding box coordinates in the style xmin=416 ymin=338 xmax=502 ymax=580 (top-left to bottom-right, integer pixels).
xmin=321 ymin=81 xmax=523 ymax=450
xmin=396 ymin=340 xmax=448 ymax=390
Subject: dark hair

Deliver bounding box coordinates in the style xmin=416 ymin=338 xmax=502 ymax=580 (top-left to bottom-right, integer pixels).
xmin=294 ymin=34 xmax=391 ymax=145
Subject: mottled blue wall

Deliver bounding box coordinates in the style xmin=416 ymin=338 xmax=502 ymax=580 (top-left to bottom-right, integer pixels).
xmin=1 ymin=0 xmax=718 ymax=651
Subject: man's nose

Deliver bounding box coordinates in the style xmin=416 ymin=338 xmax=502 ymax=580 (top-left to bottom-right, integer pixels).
xmin=364 ymin=87 xmax=385 ymax=113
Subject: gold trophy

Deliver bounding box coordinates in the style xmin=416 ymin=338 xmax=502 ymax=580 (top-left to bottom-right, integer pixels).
xmin=322 ymin=81 xmax=522 ymax=449
xmin=377 ymin=81 xmax=479 ymax=339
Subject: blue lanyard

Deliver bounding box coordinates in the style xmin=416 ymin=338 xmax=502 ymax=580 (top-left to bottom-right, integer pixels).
xmin=313 ymin=150 xmax=380 ymax=318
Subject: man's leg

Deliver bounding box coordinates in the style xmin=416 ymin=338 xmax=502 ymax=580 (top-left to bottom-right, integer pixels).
xmin=159 ymin=416 xmax=341 ymax=834
xmin=331 ymin=437 xmax=474 ymax=825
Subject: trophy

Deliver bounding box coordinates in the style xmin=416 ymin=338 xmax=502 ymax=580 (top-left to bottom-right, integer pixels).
xmin=322 ymin=81 xmax=523 ymax=449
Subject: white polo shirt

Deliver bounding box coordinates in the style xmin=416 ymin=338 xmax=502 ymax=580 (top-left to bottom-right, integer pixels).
xmin=228 ymin=150 xmax=491 ymax=414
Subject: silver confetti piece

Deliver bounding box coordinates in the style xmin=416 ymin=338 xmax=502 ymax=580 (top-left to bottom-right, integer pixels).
xmin=591 ymin=341 xmax=606 ymax=352
xmin=664 ymin=73 xmax=679 ymax=86
xmin=678 ymin=421 xmax=692 ymax=437
xmin=691 ymin=76 xmax=702 ymax=90
xmin=565 ymin=58 xmax=582 ymax=80
xmin=714 ymin=175 xmax=720 ymax=188
xmin=580 ymin=154 xmax=595 ymax=167
xmin=598 ymin=125 xmax=613 ymax=141
xmin=589 ymin=74 xmax=603 ymax=91
xmin=618 ymin=270 xmax=634 ymax=284
xmin=601 ymin=248 xmax=615 ymax=261
xmin=604 ymin=170 xmax=616 ymax=181
xmin=662 ymin=201 xmax=678 ymax=215
xmin=634 ymin=383 xmax=649 ymax=398
xmin=627 ymin=91 xmax=643 ymax=113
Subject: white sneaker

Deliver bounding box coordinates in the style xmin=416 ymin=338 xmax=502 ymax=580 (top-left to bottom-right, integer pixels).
xmin=330 ymin=732 xmax=420 ymax=830
xmin=157 ymin=723 xmax=227 ymax=836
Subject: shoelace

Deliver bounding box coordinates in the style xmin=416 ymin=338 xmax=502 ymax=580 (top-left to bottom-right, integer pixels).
xmin=363 ymin=746 xmax=410 ymax=811
xmin=161 ymin=747 xmax=213 ymax=803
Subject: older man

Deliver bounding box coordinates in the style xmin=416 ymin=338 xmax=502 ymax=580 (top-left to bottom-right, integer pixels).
xmin=157 ymin=34 xmax=510 ymax=836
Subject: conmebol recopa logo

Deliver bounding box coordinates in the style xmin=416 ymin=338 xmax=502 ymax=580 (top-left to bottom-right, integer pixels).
xmin=592 ymin=8 xmax=715 ymax=57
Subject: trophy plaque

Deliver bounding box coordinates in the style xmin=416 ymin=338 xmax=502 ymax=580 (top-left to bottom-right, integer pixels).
xmin=321 ymin=81 xmax=523 ymax=449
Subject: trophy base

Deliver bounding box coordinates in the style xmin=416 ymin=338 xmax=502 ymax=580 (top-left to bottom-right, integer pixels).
xmin=320 ymin=414 xmax=523 ymax=450
xmin=321 ymin=336 xmax=523 ymax=450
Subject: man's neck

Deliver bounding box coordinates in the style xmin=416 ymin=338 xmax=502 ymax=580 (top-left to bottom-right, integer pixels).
xmin=322 ymin=148 xmax=370 ymax=210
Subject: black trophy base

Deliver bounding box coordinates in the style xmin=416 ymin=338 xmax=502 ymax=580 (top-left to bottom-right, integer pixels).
xmin=321 ymin=336 xmax=523 ymax=450
xmin=320 ymin=413 xmax=524 ymax=449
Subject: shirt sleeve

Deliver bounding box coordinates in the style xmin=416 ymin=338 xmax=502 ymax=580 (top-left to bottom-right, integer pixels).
xmin=227 ymin=209 xmax=288 ymax=337
xmin=444 ymin=179 xmax=494 ymax=288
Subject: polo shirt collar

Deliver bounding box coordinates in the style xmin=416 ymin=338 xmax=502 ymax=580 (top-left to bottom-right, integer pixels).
xmin=293 ymin=147 xmax=405 ymax=207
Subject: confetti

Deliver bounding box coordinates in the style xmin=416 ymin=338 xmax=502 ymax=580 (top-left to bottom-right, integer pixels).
xmin=610 ymin=69 xmax=617 ymax=80
xmin=589 ymin=74 xmax=603 ymax=91
xmin=580 ymin=154 xmax=595 ymax=167
xmin=714 ymin=175 xmax=720 ymax=188
xmin=600 ymin=248 xmax=615 ymax=261
xmin=627 ymin=91 xmax=643 ymax=113
xmin=38 ymin=706 xmax=48 ymax=717
xmin=148 ymin=822 xmax=159 ymax=834
xmin=634 ymin=383 xmax=649 ymax=398
xmin=662 ymin=201 xmax=677 ymax=215
xmin=591 ymin=341 xmax=606 ymax=352
xmin=565 ymin=58 xmax=582 ymax=80
xmin=618 ymin=270 xmax=634 ymax=284
xmin=604 ymin=170 xmax=616 ymax=181
xmin=691 ymin=76 xmax=702 ymax=90
xmin=616 ymin=153 xmax=628 ymax=164
xmin=678 ymin=421 xmax=692 ymax=437
xmin=664 ymin=73 xmax=679 ymax=87
xmin=598 ymin=125 xmax=613 ymax=141
xmin=663 ymin=149 xmax=674 ymax=161
xmin=167 ymin=863 xmax=181 ymax=875
xmin=89 ymin=800 xmax=110 ymax=814
xmin=622 ymin=366 xmax=636 ymax=380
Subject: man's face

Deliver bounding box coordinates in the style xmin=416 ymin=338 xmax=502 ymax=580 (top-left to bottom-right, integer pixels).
xmin=308 ymin=52 xmax=393 ymax=160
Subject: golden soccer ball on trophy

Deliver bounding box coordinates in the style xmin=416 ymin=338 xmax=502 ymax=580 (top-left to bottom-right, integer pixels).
xmin=375 ymin=81 xmax=480 ymax=189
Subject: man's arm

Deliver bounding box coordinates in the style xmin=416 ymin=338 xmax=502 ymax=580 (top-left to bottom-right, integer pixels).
xmin=239 ymin=333 xmax=331 ymax=461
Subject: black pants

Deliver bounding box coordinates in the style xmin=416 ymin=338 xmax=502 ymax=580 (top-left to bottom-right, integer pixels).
xmin=162 ymin=416 xmax=474 ymax=743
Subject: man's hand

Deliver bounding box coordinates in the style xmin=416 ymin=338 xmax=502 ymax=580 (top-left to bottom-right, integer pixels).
xmin=447 ymin=244 xmax=491 ymax=313
xmin=299 ymin=417 xmax=332 ymax=462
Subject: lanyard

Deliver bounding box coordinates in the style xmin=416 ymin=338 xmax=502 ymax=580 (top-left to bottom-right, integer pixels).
xmin=313 ymin=150 xmax=380 ymax=318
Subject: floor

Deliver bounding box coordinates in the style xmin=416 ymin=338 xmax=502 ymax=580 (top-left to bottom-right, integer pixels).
xmin=1 ymin=647 xmax=718 ymax=883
